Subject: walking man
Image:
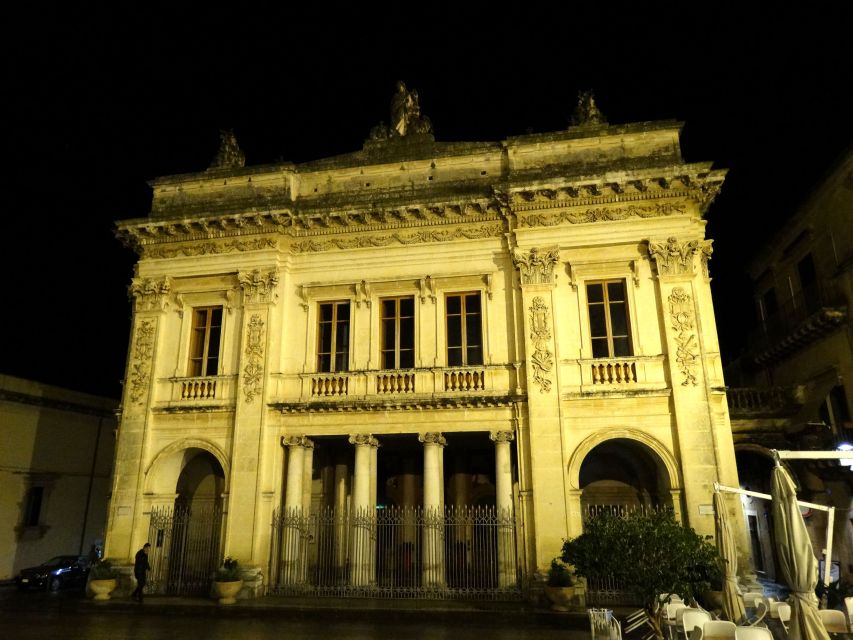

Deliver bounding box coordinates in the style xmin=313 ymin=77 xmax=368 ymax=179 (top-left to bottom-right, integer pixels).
xmin=131 ymin=543 xmax=151 ymax=602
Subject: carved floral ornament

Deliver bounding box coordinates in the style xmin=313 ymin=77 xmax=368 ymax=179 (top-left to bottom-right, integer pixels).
xmin=647 ymin=237 xmax=713 ymax=277
xmin=513 ymin=247 xmax=560 ymax=286
xmin=242 ymin=314 xmax=265 ymax=403
xmin=528 ymin=296 xmax=554 ymax=393
xmin=129 ymin=277 xmax=171 ymax=312
xmin=129 ymin=319 xmax=155 ymax=404
xmin=667 ymin=287 xmax=699 ymax=386
xmin=239 ymin=269 xmax=279 ymax=304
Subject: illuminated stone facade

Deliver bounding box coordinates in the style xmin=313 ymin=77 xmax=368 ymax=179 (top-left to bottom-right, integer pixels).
xmin=108 ymin=88 xmax=745 ymax=598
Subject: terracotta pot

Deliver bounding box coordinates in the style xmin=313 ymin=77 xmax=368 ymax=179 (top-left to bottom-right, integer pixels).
xmin=544 ymin=585 xmax=577 ymax=612
xmin=214 ymin=579 xmax=243 ymax=605
xmin=90 ymin=578 xmax=117 ymax=601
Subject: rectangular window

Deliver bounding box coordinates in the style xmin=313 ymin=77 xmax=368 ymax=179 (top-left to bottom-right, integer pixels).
xmin=381 ymin=296 xmax=415 ymax=370
xmin=446 ymin=293 xmax=483 ymax=366
xmin=24 ymin=487 xmax=44 ymax=527
xmin=586 ymin=280 xmax=632 ymax=358
xmin=317 ymin=301 xmax=350 ymax=372
xmin=188 ymin=307 xmax=223 ymax=377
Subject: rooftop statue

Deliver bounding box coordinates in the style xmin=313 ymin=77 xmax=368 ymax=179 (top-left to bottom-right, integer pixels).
xmin=209 ymin=130 xmax=246 ymax=169
xmin=570 ymin=90 xmax=607 ymax=127
xmin=370 ymin=81 xmax=433 ymax=141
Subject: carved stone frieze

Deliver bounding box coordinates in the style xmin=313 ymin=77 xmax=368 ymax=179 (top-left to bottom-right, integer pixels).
xmin=513 ymin=247 xmax=559 ymax=286
xmin=242 ymin=314 xmax=265 ymax=403
xmin=648 ymin=237 xmax=712 ymax=277
xmin=239 ymin=269 xmax=279 ymax=305
xmin=144 ymin=238 xmax=277 ymax=259
xmin=667 ymin=287 xmax=699 ymax=386
xmin=129 ymin=277 xmax=171 ymax=312
xmin=489 ymin=431 xmax=515 ymax=443
xmin=128 ymin=320 xmax=155 ymax=404
xmin=528 ymin=296 xmax=554 ymax=393
xmin=349 ymin=434 xmax=380 ymax=447
xmin=519 ymin=202 xmax=687 ymax=227
xmin=291 ymin=224 xmax=503 ymax=253
xmin=418 ymin=432 xmax=447 ymax=446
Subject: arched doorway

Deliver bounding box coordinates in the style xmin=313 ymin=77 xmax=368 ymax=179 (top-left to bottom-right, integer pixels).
xmin=579 ymin=438 xmax=673 ymax=515
xmin=147 ymin=447 xmax=225 ymax=595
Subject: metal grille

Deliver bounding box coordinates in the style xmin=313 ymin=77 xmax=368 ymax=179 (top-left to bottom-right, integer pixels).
xmin=269 ymin=505 xmax=522 ymax=599
xmin=146 ymin=503 xmax=223 ymax=595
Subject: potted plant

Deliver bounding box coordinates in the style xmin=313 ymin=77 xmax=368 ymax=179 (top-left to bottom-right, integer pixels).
xmin=88 ymin=559 xmax=118 ymax=601
xmin=213 ymin=557 xmax=242 ymax=605
xmin=543 ymin=558 xmax=579 ymax=611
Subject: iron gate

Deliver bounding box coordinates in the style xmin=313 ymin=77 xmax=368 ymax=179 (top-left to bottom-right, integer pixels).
xmin=269 ymin=505 xmax=523 ymax=599
xmin=147 ymin=503 xmax=223 ymax=595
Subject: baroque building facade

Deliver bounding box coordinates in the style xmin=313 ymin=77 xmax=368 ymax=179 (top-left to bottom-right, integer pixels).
xmin=107 ymin=87 xmax=745 ymax=599
xmin=726 ymin=149 xmax=853 ymax=585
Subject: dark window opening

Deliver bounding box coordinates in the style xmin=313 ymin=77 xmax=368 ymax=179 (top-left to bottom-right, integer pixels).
xmin=188 ymin=307 xmax=223 ymax=377
xmin=24 ymin=487 xmax=44 ymax=527
xmin=586 ymin=280 xmax=632 ymax=358
xmin=317 ymin=301 xmax=351 ymax=373
xmin=446 ymin=293 xmax=483 ymax=366
xmin=381 ymin=297 xmax=415 ymax=370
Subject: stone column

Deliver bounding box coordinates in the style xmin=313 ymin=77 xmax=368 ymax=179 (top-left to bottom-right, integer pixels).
xmin=420 ymin=432 xmax=447 ymax=588
xmin=281 ymin=436 xmax=310 ymax=584
xmin=349 ymin=434 xmax=378 ymax=587
xmin=333 ymin=458 xmax=349 ymax=581
xmin=400 ymin=457 xmax=418 ymax=547
xmin=301 ymin=442 xmax=315 ymax=515
xmin=491 ymin=431 xmax=516 ymax=588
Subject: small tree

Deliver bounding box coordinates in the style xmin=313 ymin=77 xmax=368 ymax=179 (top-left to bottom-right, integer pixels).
xmin=561 ymin=509 xmax=720 ymax=640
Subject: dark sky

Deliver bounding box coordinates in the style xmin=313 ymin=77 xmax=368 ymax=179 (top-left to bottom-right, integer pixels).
xmin=4 ymin=9 xmax=851 ymax=399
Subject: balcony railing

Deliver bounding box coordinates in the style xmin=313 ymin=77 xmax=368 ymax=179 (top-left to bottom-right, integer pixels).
xmin=590 ymin=360 xmax=637 ymax=385
xmin=444 ymin=368 xmax=486 ymax=392
xmin=376 ymin=372 xmax=416 ymax=394
xmin=163 ymin=375 xmax=237 ymax=404
xmin=311 ymin=374 xmax=348 ymax=397
xmin=726 ymin=386 xmax=798 ymax=418
xmin=181 ymin=377 xmax=218 ymax=399
xmin=574 ymin=355 xmax=666 ymax=392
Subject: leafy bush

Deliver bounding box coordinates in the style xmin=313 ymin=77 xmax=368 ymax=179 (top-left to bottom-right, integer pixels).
xmin=546 ymin=558 xmax=574 ymax=587
xmin=561 ymin=509 xmax=720 ymax=640
xmin=89 ymin=559 xmax=118 ymax=580
xmin=215 ymin=557 xmax=241 ymax=582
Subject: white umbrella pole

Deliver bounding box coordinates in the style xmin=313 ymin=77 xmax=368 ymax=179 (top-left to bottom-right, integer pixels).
xmin=822 ymin=506 xmax=835 ymax=607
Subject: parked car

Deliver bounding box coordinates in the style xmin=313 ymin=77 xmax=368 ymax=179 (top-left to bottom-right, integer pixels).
xmin=15 ymin=555 xmax=90 ymax=591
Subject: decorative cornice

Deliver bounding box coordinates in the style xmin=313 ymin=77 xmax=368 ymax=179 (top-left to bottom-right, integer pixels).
xmin=419 ymin=432 xmax=447 ymax=446
xmin=129 ymin=277 xmax=171 ymax=312
xmin=271 ymin=394 xmax=524 ymax=413
xmin=242 ymin=314 xmax=265 ymax=403
xmin=143 ymin=238 xmax=278 ymax=259
xmin=348 ymin=434 xmax=380 ymax=447
xmin=667 ymin=287 xmax=699 ymax=386
xmin=238 ymin=269 xmax=279 ymax=305
xmin=648 ymin=237 xmax=713 ymax=277
xmin=513 ymin=247 xmax=559 ymax=286
xmin=528 ymin=296 xmax=554 ymax=393
xmin=489 ymin=430 xmax=515 ymax=443
xmin=519 ymin=202 xmax=687 ymax=227
xmin=291 ymin=224 xmax=503 ymax=253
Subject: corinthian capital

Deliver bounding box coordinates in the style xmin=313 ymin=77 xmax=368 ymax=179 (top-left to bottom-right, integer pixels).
xmin=281 ymin=435 xmax=313 ymax=448
xmin=419 ymin=432 xmax=447 ymax=447
xmin=239 ymin=268 xmax=279 ymax=304
xmin=647 ymin=237 xmax=712 ymax=277
xmin=490 ymin=431 xmax=515 ymax=443
xmin=512 ymin=246 xmax=559 ymax=286
xmin=129 ymin=277 xmax=171 ymax=312
xmin=348 ymin=434 xmax=379 ymax=448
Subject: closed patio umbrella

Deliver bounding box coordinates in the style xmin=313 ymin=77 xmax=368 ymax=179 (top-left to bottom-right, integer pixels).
xmin=770 ymin=464 xmax=829 ymax=640
xmin=713 ymin=490 xmax=746 ymax=623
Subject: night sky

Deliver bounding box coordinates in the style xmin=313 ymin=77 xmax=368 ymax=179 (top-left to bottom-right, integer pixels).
xmin=4 ymin=9 xmax=851 ymax=399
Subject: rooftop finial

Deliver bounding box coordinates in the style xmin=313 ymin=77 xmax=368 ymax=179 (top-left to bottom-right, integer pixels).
xmin=209 ymin=130 xmax=246 ymax=169
xmin=570 ymin=90 xmax=607 ymax=127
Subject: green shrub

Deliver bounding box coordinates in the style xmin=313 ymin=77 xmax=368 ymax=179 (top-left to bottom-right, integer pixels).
xmin=89 ymin=559 xmax=118 ymax=580
xmin=546 ymin=558 xmax=574 ymax=587
xmin=215 ymin=557 xmax=241 ymax=582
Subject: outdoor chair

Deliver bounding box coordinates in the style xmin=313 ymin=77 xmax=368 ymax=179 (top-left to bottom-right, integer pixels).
xmin=817 ymin=608 xmax=849 ymax=634
xmin=702 ymin=620 xmax=736 ymax=640
xmin=776 ymin=604 xmax=790 ymax=634
xmin=742 ymin=598 xmax=768 ymax=628
xmin=667 ymin=602 xmax=688 ymax=622
xmin=742 ymin=592 xmax=765 ymax=608
xmin=845 ymin=597 xmax=853 ymax=626
xmin=734 ymin=628 xmax=773 ymax=640
xmin=589 ymin=608 xmax=622 ymax=640
xmin=682 ymin=610 xmax=712 ymax=640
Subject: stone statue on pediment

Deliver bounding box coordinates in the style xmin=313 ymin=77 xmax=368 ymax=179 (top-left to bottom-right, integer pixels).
xmin=570 ymin=90 xmax=607 ymax=127
xmin=371 ymin=81 xmax=433 ymax=142
xmin=210 ymin=129 xmax=246 ymax=169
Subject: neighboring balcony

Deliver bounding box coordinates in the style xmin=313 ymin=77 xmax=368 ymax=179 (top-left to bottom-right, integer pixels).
xmin=751 ymin=281 xmax=848 ymax=366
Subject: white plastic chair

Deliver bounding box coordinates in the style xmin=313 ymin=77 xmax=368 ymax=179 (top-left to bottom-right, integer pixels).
xmin=776 ymin=603 xmax=790 ymax=634
xmin=682 ymin=610 xmax=712 ymax=640
xmin=589 ymin=608 xmax=622 ymax=640
xmin=817 ymin=608 xmax=848 ymax=633
xmin=702 ymin=620 xmax=736 ymax=640
xmin=734 ymin=628 xmax=773 ymax=640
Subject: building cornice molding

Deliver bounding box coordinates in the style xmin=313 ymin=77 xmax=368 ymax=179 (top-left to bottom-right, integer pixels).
xmin=270 ymin=394 xmax=525 ymax=414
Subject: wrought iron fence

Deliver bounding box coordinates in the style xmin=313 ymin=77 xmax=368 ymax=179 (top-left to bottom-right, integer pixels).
xmin=269 ymin=504 xmax=522 ymax=599
xmin=146 ymin=503 xmax=223 ymax=596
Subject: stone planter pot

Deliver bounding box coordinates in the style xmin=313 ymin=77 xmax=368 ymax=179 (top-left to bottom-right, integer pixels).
xmin=214 ymin=580 xmax=243 ymax=605
xmin=544 ymin=585 xmax=582 ymax=612
xmin=89 ymin=578 xmax=117 ymax=601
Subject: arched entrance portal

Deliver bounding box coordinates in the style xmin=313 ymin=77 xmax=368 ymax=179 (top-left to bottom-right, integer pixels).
xmin=579 ymin=438 xmax=673 ymax=514
xmin=147 ymin=447 xmax=225 ymax=595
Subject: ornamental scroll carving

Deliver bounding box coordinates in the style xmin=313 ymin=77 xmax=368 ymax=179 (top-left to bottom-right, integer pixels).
xmin=519 ymin=202 xmax=686 ymax=227
xmin=128 ymin=320 xmax=155 ymax=404
xmin=239 ymin=269 xmax=279 ymax=305
xmin=513 ymin=247 xmax=559 ymax=285
xmin=648 ymin=237 xmax=712 ymax=276
xmin=418 ymin=432 xmax=447 ymax=446
xmin=291 ymin=224 xmax=502 ymax=253
xmin=528 ymin=296 xmax=554 ymax=393
xmin=667 ymin=287 xmax=699 ymax=386
xmin=144 ymin=238 xmax=277 ymax=259
xmin=242 ymin=314 xmax=265 ymax=403
xmin=129 ymin=277 xmax=171 ymax=312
